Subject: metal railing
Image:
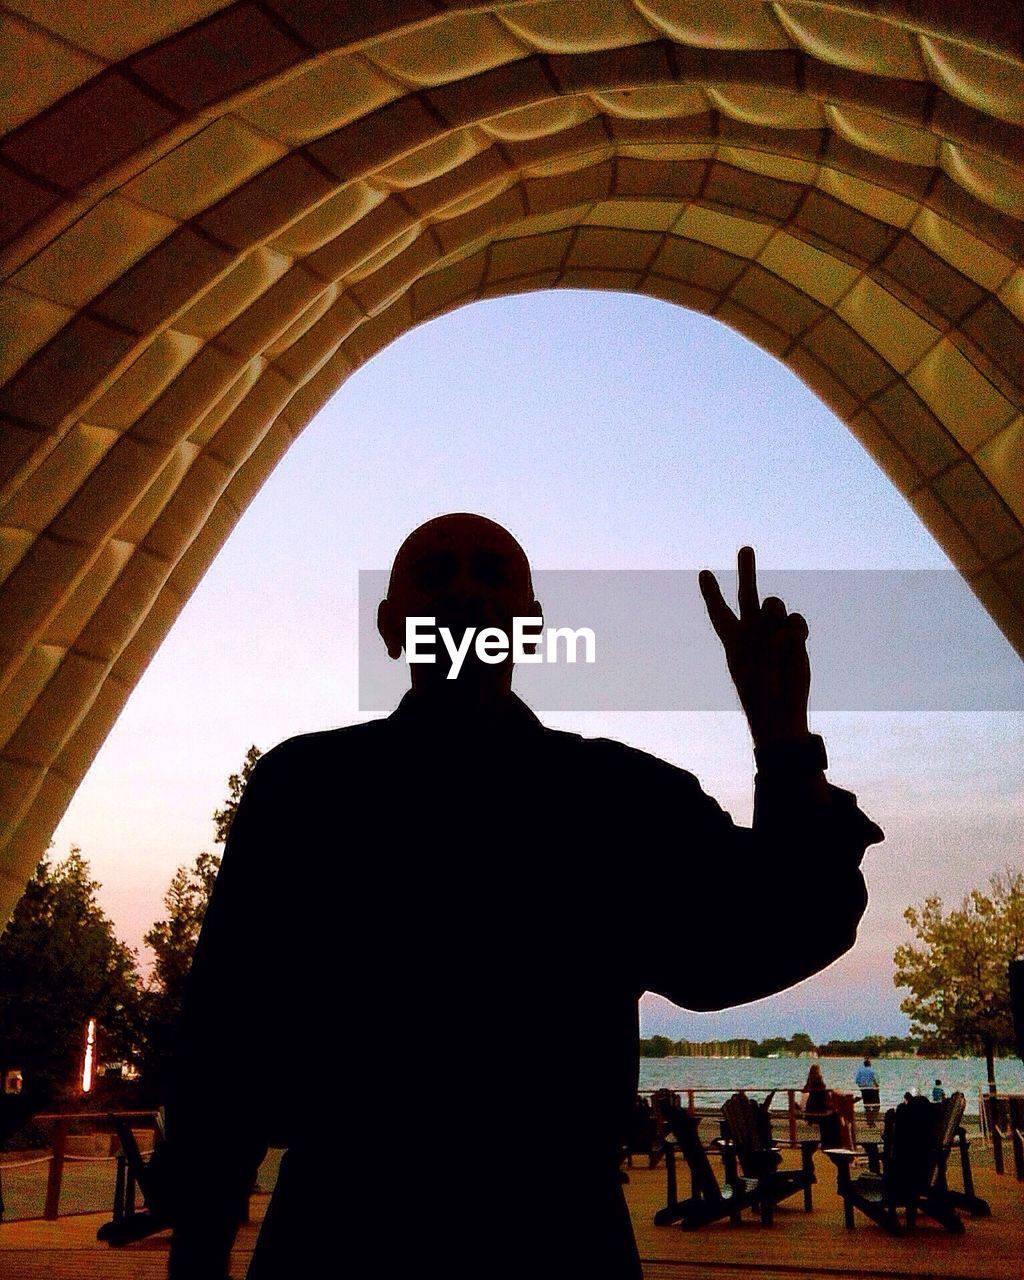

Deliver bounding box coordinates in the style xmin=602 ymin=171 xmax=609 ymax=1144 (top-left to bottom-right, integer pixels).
xmin=0 ymin=1113 xmax=284 ymax=1224
xmin=637 ymin=1086 xmax=860 ymax=1149
xmin=0 ymin=1110 xmax=158 ymax=1222
xmin=978 ymin=1091 xmax=1024 ymax=1179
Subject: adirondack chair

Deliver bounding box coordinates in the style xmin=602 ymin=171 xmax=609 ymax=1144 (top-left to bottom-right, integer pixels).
xmin=623 ymin=1094 xmax=658 ymax=1171
xmin=645 ymin=1088 xmax=681 ymax=1171
xmin=719 ymin=1092 xmax=818 ymax=1226
xmin=825 ymin=1092 xmax=989 ymax=1235
xmin=889 ymin=1095 xmax=990 ymax=1217
xmin=96 ymin=1112 xmax=173 ymax=1245
xmin=654 ymin=1105 xmax=761 ymax=1229
xmin=622 ymin=1089 xmax=678 ymax=1176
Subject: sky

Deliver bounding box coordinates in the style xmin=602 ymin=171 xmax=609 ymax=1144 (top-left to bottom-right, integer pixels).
xmin=50 ymin=289 xmax=1023 ymax=1042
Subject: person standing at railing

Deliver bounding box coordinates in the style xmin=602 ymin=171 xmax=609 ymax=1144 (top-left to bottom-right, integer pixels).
xmin=855 ymin=1057 xmax=881 ymax=1126
xmin=801 ymin=1063 xmax=845 ymax=1147
xmin=800 ymin=1063 xmax=830 ymax=1117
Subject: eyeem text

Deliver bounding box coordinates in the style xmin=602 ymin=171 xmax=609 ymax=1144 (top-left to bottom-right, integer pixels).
xmin=405 ymin=617 xmax=597 ymax=679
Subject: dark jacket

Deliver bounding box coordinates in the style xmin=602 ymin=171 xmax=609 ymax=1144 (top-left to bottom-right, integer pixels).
xmin=165 ymin=692 xmax=882 ymax=1279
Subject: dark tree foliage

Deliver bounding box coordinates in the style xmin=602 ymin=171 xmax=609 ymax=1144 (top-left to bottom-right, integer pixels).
xmin=0 ymin=848 xmax=142 ymax=1111
xmin=139 ymin=852 xmax=222 ymax=1098
xmin=749 ymin=1031 xmax=815 ymax=1057
xmin=145 ymin=853 xmax=222 ymax=1007
xmin=639 ymin=1031 xmax=923 ymax=1060
xmin=638 ymin=1035 xmax=675 ymax=1058
xmin=139 ymin=746 xmax=262 ymax=1095
xmin=212 ymin=745 xmax=262 ymax=845
xmin=818 ymin=1035 xmax=921 ymax=1057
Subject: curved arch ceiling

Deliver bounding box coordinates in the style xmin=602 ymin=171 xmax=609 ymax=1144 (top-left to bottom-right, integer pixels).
xmin=1 ymin=1 xmax=1023 ymax=919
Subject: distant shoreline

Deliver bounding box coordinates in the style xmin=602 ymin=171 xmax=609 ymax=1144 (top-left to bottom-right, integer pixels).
xmin=638 ymin=1034 xmax=1018 ymax=1060
xmin=640 ymin=1051 xmax=1013 ymax=1060
xmin=637 ymin=1054 xmax=1024 ymax=1117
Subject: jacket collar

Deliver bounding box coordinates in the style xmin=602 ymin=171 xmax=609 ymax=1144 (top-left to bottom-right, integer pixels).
xmin=387 ymin=688 xmax=544 ymax=736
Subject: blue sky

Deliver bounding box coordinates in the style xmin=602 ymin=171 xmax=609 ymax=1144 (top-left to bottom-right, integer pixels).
xmin=51 ymin=289 xmax=1023 ymax=1040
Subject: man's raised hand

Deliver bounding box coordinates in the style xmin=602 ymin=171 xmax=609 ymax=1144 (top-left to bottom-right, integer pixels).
xmin=699 ymin=547 xmax=812 ymax=749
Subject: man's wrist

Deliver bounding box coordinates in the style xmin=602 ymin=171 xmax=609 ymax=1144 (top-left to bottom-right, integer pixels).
xmin=754 ymin=733 xmax=828 ymax=774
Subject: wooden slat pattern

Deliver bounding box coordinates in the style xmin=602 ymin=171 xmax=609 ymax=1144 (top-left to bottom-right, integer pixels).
xmin=0 ymin=1150 xmax=1019 ymax=1280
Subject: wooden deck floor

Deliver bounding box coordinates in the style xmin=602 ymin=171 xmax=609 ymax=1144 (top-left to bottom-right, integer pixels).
xmin=627 ymin=1150 xmax=1022 ymax=1280
xmin=0 ymin=1151 xmax=1020 ymax=1279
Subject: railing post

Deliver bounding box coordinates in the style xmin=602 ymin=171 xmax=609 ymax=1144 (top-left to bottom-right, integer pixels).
xmin=44 ymin=1117 xmax=70 ymax=1220
xmin=1010 ymin=1099 xmax=1024 ymax=1182
xmin=788 ymin=1090 xmax=797 ymax=1146
xmin=687 ymin=1089 xmax=695 ymax=1116
xmin=665 ymin=1140 xmax=677 ymax=1208
xmin=987 ymin=1095 xmax=1005 ymax=1175
xmin=957 ymin=1129 xmax=976 ymax=1198
xmin=113 ymin=1154 xmax=126 ymax=1222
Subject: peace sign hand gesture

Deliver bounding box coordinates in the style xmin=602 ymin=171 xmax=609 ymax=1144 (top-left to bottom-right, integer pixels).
xmin=699 ymin=547 xmax=811 ymax=749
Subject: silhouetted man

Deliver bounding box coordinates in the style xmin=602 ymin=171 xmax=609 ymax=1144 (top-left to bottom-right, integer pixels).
xmin=165 ymin=514 xmax=883 ymax=1279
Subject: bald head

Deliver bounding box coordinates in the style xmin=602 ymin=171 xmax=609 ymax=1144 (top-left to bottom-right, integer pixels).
xmin=388 ymin=513 xmax=533 ymax=599
xmin=377 ymin=514 xmax=542 ymax=686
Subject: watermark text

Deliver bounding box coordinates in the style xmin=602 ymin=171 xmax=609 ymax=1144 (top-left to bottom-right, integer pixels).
xmin=406 ymin=617 xmax=596 ymax=679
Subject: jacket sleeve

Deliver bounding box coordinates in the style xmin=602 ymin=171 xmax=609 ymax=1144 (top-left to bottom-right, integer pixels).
xmin=164 ymin=750 xmax=289 ymax=1280
xmin=629 ymin=739 xmax=883 ymax=1011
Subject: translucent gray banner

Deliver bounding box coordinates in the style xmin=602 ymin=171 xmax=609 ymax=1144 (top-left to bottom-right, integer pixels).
xmin=358 ymin=570 xmax=1024 ymax=712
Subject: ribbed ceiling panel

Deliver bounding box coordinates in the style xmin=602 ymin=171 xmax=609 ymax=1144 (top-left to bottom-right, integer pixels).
xmin=1 ymin=1 xmax=1022 ymax=921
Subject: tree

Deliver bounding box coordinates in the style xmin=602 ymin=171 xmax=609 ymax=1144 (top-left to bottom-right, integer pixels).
xmin=139 ymin=852 xmax=221 ymax=1096
xmin=145 ymin=852 xmax=222 ymax=1011
xmin=212 ymin=744 xmax=262 ymax=845
xmin=139 ymin=746 xmax=262 ymax=1094
xmin=0 ymin=848 xmax=142 ymax=1110
xmin=750 ymin=1036 xmax=787 ymax=1058
xmin=893 ymin=868 xmax=1024 ymax=1091
xmin=145 ymin=745 xmax=263 ymax=1022
xmin=639 ymin=1035 xmax=674 ymax=1058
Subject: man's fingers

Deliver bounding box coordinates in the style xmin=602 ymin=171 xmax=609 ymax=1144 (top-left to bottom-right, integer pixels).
xmin=771 ymin=612 xmax=808 ymax=644
xmin=787 ymin=611 xmax=809 ymax=642
xmin=699 ymin=569 xmax=738 ymax=642
xmin=761 ymin=595 xmax=787 ymax=625
xmin=737 ymin=545 xmax=759 ymax=620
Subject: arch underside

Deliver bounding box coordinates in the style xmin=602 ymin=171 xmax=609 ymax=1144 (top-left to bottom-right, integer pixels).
xmin=1 ymin=1 xmax=1023 ymax=918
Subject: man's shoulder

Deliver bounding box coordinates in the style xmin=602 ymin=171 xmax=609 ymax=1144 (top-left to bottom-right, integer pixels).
xmin=541 ymin=726 xmax=704 ymax=790
xmin=252 ymin=719 xmax=391 ymax=774
xmin=255 ymin=717 xmax=705 ymax=793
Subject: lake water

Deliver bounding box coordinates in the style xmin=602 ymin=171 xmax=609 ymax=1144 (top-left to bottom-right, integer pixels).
xmin=638 ymin=1056 xmax=1024 ymax=1116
